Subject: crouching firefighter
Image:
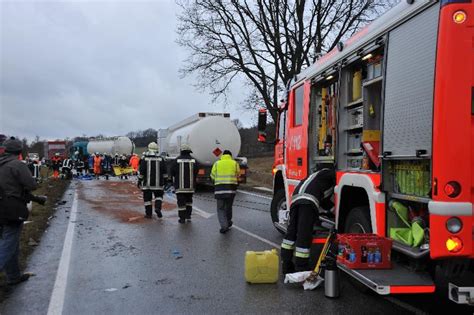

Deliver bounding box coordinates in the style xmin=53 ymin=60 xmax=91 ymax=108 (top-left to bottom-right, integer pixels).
xmin=170 ymin=144 xmax=198 ymax=224
xmin=138 ymin=142 xmax=166 ymax=219
xmin=281 ymin=166 xmax=336 ymax=274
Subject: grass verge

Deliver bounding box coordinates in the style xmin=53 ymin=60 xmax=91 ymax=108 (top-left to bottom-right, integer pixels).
xmin=242 ymin=156 xmax=274 ymax=189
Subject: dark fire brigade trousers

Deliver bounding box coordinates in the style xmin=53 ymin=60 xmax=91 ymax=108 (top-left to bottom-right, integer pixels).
xmin=281 ymin=204 xmax=319 ymax=272
xmin=143 ymin=189 xmax=164 ymax=216
xmin=176 ymin=193 xmax=193 ymax=220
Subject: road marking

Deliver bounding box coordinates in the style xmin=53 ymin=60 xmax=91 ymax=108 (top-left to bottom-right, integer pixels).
xmin=232 ymin=225 xmax=280 ymax=249
xmin=254 ymin=186 xmax=273 ymax=193
xmin=165 ymin=193 xmax=278 ymax=248
xmin=237 ymin=190 xmax=272 ymax=200
xmin=47 ymin=192 xmax=79 ymax=315
xmin=164 ymin=194 xmax=214 ymax=218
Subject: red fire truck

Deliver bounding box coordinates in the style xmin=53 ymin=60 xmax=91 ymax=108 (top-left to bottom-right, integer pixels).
xmin=258 ymin=0 xmax=473 ymax=304
xmin=44 ymin=140 xmax=67 ymax=160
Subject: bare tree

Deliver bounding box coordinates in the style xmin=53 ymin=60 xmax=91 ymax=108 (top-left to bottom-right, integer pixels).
xmin=177 ymin=0 xmax=394 ymax=121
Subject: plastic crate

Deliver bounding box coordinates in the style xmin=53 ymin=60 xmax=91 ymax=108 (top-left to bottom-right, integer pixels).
xmin=337 ymin=234 xmax=392 ymax=269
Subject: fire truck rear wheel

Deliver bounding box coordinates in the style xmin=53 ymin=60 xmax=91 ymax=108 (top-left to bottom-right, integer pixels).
xmin=344 ymin=206 xmax=372 ymax=293
xmin=344 ymin=206 xmax=372 ymax=234
xmin=271 ymin=189 xmax=287 ymax=235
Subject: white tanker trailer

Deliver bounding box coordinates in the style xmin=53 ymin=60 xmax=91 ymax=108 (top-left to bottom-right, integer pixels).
xmin=159 ymin=113 xmax=247 ymax=184
xmin=87 ymin=136 xmax=134 ymax=156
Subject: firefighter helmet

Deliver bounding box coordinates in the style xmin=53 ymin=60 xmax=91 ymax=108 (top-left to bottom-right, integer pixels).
xmin=180 ymin=144 xmax=192 ymax=153
xmin=148 ymin=142 xmax=158 ymax=152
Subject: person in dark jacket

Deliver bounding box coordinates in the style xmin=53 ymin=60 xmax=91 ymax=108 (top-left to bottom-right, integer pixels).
xmin=50 ymin=153 xmax=62 ymax=179
xmin=0 ymin=138 xmax=37 ymax=285
xmin=101 ymin=154 xmax=112 ymax=180
xmin=119 ymin=155 xmax=129 ymax=179
xmin=61 ymin=156 xmax=74 ymax=180
xmin=170 ymin=144 xmax=198 ymax=223
xmin=138 ymin=142 xmax=167 ymax=219
xmin=280 ymin=166 xmax=336 ymax=274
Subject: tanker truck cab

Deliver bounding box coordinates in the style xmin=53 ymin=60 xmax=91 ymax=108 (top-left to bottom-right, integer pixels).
xmin=258 ymin=0 xmax=474 ymax=303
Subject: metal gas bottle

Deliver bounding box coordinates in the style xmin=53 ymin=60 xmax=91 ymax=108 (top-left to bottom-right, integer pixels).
xmin=324 ymin=257 xmax=340 ymax=298
xmin=245 ymin=249 xmax=279 ymax=284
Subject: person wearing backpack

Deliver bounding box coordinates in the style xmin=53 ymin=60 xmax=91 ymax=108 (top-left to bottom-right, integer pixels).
xmin=0 ymin=138 xmax=37 ymax=285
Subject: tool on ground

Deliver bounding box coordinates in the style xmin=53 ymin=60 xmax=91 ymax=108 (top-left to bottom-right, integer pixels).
xmin=284 ymin=227 xmax=337 ymax=290
xmin=303 ymin=227 xmax=337 ymax=290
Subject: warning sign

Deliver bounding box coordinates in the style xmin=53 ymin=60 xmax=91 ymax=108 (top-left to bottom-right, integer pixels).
xmin=212 ymin=148 xmax=222 ymax=157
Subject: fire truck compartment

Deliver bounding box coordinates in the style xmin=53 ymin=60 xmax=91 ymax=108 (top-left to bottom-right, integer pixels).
xmin=338 ymin=260 xmax=435 ymax=294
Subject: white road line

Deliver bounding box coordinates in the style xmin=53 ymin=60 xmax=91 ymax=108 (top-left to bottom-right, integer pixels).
xmin=232 ymin=225 xmax=280 ymax=249
xmin=193 ymin=207 xmax=213 ymax=219
xmin=47 ymin=192 xmax=79 ymax=315
xmin=237 ymin=190 xmax=272 ymax=200
xmin=254 ymin=186 xmax=273 ymax=193
xmin=165 ymin=194 xmax=278 ymax=248
xmin=164 ymin=194 xmax=214 ymax=218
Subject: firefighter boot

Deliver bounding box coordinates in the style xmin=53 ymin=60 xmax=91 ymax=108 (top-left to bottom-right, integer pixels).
xmin=295 ymin=257 xmax=311 ymax=272
xmin=155 ymin=200 xmax=163 ymax=218
xmin=144 ymin=205 xmax=153 ymax=219
xmin=186 ymin=206 xmax=192 ymax=221
xmin=281 ymin=247 xmax=295 ymax=275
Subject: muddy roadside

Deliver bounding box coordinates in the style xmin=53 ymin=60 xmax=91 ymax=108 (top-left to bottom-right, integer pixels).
xmin=0 ymin=178 xmax=70 ymax=300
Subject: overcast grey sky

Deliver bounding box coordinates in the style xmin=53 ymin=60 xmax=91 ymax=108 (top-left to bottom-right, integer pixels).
xmin=0 ymin=0 xmax=251 ymax=141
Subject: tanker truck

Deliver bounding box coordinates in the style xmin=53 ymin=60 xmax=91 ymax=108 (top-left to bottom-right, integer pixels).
xmin=158 ymin=113 xmax=247 ymax=185
xmin=86 ymin=136 xmax=134 ymax=156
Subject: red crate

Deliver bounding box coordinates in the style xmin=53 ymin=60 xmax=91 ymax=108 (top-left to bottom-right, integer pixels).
xmin=336 ymin=233 xmax=392 ymax=269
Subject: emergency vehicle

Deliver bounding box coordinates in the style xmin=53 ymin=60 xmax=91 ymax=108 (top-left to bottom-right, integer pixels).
xmin=258 ymin=0 xmax=473 ymax=304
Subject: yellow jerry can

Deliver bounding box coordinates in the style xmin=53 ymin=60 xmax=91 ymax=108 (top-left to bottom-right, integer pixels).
xmin=245 ymin=249 xmax=279 ymax=283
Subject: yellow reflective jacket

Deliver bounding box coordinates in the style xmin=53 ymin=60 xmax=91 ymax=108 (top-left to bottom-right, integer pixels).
xmin=210 ymin=154 xmax=240 ymax=196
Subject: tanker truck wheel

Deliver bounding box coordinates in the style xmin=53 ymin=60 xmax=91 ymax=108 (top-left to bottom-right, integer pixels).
xmin=271 ymin=189 xmax=288 ymax=235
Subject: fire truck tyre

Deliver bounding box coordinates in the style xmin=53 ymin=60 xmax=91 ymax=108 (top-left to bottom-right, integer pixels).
xmin=271 ymin=189 xmax=287 ymax=235
xmin=344 ymin=206 xmax=372 ymax=234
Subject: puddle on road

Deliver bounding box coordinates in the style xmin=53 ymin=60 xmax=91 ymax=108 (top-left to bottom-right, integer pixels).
xmin=77 ymin=181 xmax=177 ymax=224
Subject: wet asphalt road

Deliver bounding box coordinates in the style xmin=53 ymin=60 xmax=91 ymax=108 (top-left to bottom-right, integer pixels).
xmin=1 ymin=178 xmax=420 ymax=314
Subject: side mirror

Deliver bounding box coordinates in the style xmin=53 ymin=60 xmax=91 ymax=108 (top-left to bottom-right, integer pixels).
xmin=257 ymin=108 xmax=267 ymax=142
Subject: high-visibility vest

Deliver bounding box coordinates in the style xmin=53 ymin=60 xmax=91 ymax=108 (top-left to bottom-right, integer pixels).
xmin=210 ymin=155 xmax=240 ymax=186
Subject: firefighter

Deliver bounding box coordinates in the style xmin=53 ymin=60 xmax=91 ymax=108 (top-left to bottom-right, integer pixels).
xmin=27 ymin=158 xmax=41 ymax=181
xmin=280 ymin=166 xmax=336 ymax=274
xmin=129 ymin=153 xmax=140 ymax=175
xmin=210 ymin=150 xmax=240 ymax=233
xmin=51 ymin=153 xmax=62 ymax=179
xmin=170 ymin=144 xmax=198 ymax=224
xmin=112 ymin=153 xmax=120 ymax=167
xmin=75 ymin=156 xmax=85 ymax=177
xmin=101 ymin=153 xmax=112 ymax=180
xmin=61 ymin=156 xmax=74 ymax=179
xmin=87 ymin=154 xmax=94 ymax=175
xmin=119 ymin=155 xmax=129 ymax=179
xmin=93 ymin=152 xmax=102 ymax=179
xmin=138 ymin=142 xmax=166 ymax=219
